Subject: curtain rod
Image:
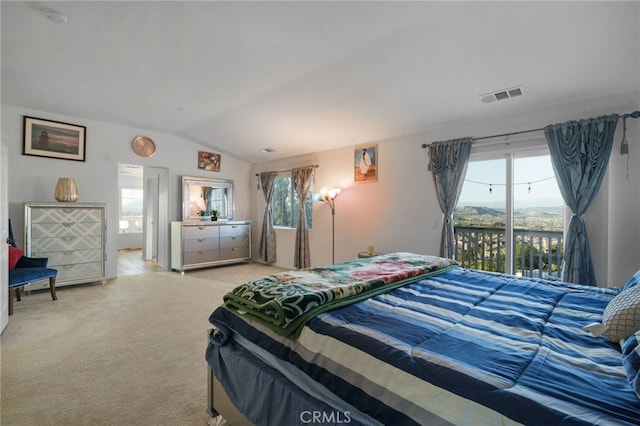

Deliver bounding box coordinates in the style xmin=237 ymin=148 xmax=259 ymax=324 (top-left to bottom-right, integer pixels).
xmin=255 ymin=164 xmax=319 ymax=177
xmin=420 ymin=110 xmax=640 ymax=149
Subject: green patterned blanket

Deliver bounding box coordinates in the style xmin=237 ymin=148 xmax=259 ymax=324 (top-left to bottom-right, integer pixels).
xmin=223 ymin=252 xmax=457 ymax=338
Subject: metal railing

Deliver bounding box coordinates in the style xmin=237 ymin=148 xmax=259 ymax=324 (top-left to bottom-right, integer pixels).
xmin=454 ymin=226 xmax=563 ymax=279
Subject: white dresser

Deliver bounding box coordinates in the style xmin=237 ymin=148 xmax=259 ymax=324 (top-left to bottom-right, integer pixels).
xmin=171 ymin=221 xmax=251 ymax=272
xmin=24 ymin=202 xmax=107 ymax=289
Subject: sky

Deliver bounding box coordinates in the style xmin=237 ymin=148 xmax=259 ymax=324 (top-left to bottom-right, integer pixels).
xmin=458 ymin=155 xmax=564 ymax=208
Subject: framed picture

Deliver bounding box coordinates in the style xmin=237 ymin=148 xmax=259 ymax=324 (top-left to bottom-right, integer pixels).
xmin=23 ymin=116 xmax=86 ymax=162
xmin=198 ymin=150 xmax=221 ymax=172
xmin=354 ymin=144 xmax=377 ymax=183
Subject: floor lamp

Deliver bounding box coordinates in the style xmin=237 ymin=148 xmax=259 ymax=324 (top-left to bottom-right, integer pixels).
xmin=313 ymin=187 xmax=341 ymax=264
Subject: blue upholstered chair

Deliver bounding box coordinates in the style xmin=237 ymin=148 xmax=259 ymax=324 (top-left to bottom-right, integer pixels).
xmin=7 ymin=220 xmax=57 ymax=315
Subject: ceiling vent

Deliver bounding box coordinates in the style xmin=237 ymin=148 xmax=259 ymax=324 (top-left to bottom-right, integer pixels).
xmin=479 ymin=86 xmax=525 ymax=103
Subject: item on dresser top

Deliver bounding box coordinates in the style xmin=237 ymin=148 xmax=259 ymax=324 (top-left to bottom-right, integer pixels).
xmin=53 ymin=177 xmax=78 ymax=203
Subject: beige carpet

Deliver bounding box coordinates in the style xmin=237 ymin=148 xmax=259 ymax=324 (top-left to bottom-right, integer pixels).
xmin=1 ymin=263 xmax=284 ymax=426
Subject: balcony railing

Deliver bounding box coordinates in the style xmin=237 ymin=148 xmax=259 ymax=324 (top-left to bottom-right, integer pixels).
xmin=454 ymin=227 xmax=564 ymax=279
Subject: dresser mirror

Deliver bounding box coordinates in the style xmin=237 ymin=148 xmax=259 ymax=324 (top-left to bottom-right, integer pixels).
xmin=182 ymin=176 xmax=233 ymax=221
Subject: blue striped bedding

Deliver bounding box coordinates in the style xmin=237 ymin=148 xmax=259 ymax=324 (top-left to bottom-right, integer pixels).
xmin=208 ymin=266 xmax=640 ymax=425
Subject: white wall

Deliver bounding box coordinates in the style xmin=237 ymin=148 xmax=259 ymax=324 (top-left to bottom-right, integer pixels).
xmin=1 ymin=140 xmax=9 ymax=332
xmin=3 ymin=91 xmax=638 ymax=288
xmin=252 ymin=91 xmax=640 ymax=288
xmin=1 ymin=105 xmax=252 ymax=279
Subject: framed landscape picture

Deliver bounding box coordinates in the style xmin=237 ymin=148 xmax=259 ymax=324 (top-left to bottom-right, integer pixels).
xmin=354 ymin=144 xmax=377 ymax=183
xmin=23 ymin=116 xmax=86 ymax=161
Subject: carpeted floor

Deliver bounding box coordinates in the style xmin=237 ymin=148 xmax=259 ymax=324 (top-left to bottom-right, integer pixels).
xmin=1 ymin=262 xmax=284 ymax=426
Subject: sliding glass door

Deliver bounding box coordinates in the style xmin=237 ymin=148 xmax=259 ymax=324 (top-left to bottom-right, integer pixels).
xmin=454 ymin=153 xmax=564 ymax=278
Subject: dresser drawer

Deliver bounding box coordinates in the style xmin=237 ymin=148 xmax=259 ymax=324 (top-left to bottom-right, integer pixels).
xmin=38 ymin=248 xmax=104 ymax=267
xmin=53 ymin=262 xmax=104 ymax=282
xmin=184 ymin=249 xmax=220 ymax=265
xmin=183 ymin=225 xmax=219 ymax=239
xmin=31 ymin=222 xmax=103 ymax=239
xmin=219 ymin=235 xmax=249 ymax=250
xmin=30 ymin=235 xmax=102 ymax=252
xmin=30 ymin=207 xmax=103 ymax=224
xmin=220 ymin=246 xmax=250 ymax=260
xmin=219 ymin=224 xmax=250 ymax=238
xmin=184 ymin=237 xmax=219 ymax=252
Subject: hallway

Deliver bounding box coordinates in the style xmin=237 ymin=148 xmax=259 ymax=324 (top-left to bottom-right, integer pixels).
xmin=117 ymin=248 xmax=164 ymax=276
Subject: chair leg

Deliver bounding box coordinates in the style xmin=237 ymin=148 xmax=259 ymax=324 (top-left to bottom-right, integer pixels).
xmin=15 ymin=287 xmax=21 ymax=301
xmin=49 ymin=276 xmax=57 ymax=301
xmin=8 ymin=287 xmax=14 ymax=316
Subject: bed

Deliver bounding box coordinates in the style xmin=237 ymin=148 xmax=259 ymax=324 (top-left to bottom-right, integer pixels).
xmin=205 ymin=252 xmax=640 ymax=425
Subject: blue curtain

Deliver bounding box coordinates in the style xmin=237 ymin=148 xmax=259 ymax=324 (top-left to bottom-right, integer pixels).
xmin=429 ymin=138 xmax=473 ymax=259
xmin=544 ymin=114 xmax=619 ymax=285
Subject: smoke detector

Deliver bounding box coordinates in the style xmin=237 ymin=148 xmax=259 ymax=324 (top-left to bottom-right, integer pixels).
xmin=479 ymin=86 xmax=525 ymax=103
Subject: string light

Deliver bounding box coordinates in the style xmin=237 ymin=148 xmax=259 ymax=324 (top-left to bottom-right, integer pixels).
xmin=465 ymin=176 xmax=556 ymax=194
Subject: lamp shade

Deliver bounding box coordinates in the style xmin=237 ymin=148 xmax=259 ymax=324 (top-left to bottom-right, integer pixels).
xmin=54 ymin=177 xmax=78 ymax=203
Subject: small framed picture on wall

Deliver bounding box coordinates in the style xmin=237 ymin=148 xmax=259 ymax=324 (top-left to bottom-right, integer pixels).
xmin=23 ymin=116 xmax=86 ymax=162
xmin=354 ymin=144 xmax=377 ymax=183
xmin=198 ymin=150 xmax=221 ymax=172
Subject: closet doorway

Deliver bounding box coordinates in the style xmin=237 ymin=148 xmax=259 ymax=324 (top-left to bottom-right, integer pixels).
xmin=117 ymin=163 xmax=169 ymax=275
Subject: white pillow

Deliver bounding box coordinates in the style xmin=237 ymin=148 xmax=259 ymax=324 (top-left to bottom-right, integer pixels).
xmin=585 ymin=285 xmax=640 ymax=342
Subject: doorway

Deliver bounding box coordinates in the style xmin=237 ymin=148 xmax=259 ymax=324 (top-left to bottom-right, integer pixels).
xmin=117 ymin=163 xmax=169 ymax=275
xmin=454 ymin=153 xmax=564 ymax=278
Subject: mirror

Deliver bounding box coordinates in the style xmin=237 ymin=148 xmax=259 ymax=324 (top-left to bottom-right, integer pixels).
xmin=182 ymin=176 xmax=234 ymax=221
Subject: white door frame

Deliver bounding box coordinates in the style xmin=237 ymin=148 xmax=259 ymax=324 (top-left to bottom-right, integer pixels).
xmin=142 ymin=166 xmax=169 ymax=270
xmin=1 ymin=140 xmax=9 ymax=332
xmin=143 ymin=174 xmax=158 ymax=261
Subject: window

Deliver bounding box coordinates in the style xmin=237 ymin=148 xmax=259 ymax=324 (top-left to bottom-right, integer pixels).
xmin=271 ymin=174 xmax=313 ymax=229
xmin=119 ymin=188 xmax=143 ymax=233
xmin=454 ymin=148 xmax=564 ymax=278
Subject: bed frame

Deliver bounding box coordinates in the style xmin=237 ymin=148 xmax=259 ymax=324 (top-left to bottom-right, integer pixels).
xmin=207 ymin=331 xmax=252 ymax=426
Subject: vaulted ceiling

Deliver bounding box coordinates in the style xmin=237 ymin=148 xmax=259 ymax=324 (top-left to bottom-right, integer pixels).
xmin=2 ymin=1 xmax=639 ymax=163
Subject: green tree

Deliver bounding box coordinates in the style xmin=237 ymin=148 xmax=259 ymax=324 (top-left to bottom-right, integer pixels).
xmin=272 ymin=177 xmax=292 ymax=227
